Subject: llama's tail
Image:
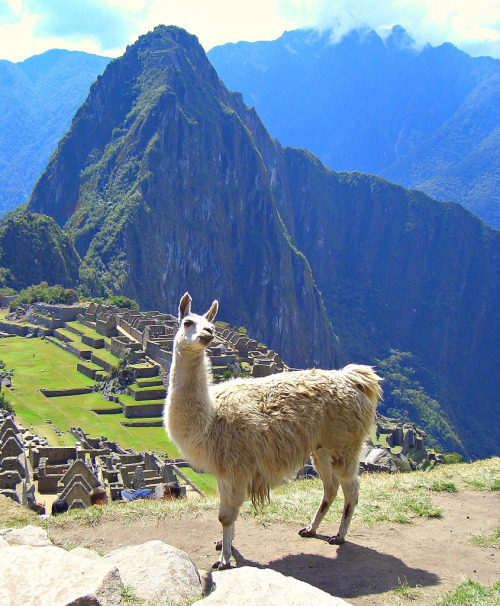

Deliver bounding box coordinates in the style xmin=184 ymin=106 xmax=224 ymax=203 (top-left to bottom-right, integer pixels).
xmin=342 ymin=364 xmax=383 ymax=408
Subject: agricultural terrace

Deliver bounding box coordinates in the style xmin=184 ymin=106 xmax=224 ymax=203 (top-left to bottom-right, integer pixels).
xmin=0 ymin=336 xmax=175 ymax=455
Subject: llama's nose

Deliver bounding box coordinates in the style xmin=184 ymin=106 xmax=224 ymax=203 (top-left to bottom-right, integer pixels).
xmin=205 ymin=326 xmax=214 ymax=336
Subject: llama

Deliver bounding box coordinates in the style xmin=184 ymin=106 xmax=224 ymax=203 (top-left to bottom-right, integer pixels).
xmin=164 ymin=293 xmax=383 ymax=569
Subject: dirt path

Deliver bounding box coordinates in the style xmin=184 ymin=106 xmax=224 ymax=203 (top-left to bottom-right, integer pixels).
xmin=49 ymin=491 xmax=499 ymax=604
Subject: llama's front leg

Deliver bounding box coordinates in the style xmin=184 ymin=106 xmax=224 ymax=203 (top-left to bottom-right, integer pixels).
xmin=213 ymin=480 xmax=245 ymax=570
xmin=299 ymin=449 xmax=339 ymax=538
xmin=328 ymin=474 xmax=359 ymax=545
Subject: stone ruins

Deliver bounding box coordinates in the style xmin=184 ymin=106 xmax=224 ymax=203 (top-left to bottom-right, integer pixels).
xmin=0 ymin=301 xmax=442 ymax=513
xmin=0 ymin=411 xmax=191 ymax=508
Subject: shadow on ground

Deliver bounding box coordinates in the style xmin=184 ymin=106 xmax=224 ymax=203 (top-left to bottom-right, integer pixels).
xmin=232 ymin=538 xmax=439 ymax=600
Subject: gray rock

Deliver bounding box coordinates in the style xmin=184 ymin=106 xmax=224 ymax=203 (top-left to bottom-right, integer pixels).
xmin=0 ymin=525 xmax=51 ymax=547
xmin=103 ymin=540 xmax=202 ymax=603
xmin=201 ymin=567 xmax=352 ymax=605
xmin=0 ymin=544 xmax=123 ymax=605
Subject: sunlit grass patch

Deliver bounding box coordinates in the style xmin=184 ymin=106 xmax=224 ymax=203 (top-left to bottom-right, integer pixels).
xmin=392 ymin=576 xmax=421 ymax=601
xmin=434 ymin=580 xmax=500 ymax=606
xmin=469 ymin=526 xmax=499 ymax=549
xmin=0 ymin=494 xmax=38 ymax=528
xmin=429 ymin=480 xmax=457 ymax=492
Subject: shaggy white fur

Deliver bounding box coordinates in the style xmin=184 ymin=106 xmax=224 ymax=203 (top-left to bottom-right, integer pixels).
xmin=164 ymin=293 xmax=383 ymax=569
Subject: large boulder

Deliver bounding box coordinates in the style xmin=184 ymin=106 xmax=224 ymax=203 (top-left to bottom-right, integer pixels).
xmin=0 ymin=524 xmax=51 ymax=547
xmin=0 ymin=544 xmax=123 ymax=606
xmin=201 ymin=567 xmax=351 ymax=605
xmin=103 ymin=539 xmax=203 ymax=603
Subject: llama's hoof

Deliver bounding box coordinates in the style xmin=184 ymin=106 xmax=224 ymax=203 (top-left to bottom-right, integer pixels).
xmin=298 ymin=527 xmax=316 ymax=538
xmin=212 ymin=560 xmax=231 ymax=570
xmin=215 ymin=540 xmax=222 ymax=551
xmin=328 ymin=534 xmax=346 ymax=545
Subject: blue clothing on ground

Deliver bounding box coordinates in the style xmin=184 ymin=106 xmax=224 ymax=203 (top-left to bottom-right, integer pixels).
xmin=121 ymin=488 xmax=153 ymax=501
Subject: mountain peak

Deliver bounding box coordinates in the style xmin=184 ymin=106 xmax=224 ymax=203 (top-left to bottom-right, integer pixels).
xmin=384 ymin=24 xmax=418 ymax=53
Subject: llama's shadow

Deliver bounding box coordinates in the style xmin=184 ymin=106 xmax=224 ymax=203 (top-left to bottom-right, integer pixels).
xmin=231 ymin=541 xmax=439 ymax=599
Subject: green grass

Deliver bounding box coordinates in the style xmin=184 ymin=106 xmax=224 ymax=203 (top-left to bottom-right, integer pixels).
xmin=0 ymin=336 xmax=179 ymax=455
xmin=180 ymin=467 xmax=218 ymax=494
xmin=121 ymin=417 xmax=163 ymax=426
xmin=88 ymin=347 xmax=120 ymax=366
xmin=65 ymin=321 xmax=111 ymax=345
xmin=429 ymin=480 xmax=458 ymax=492
xmin=135 ymin=377 xmax=164 ymax=387
xmin=392 ymin=577 xmax=421 ymax=601
xmin=470 ymin=526 xmax=500 ymax=549
xmin=53 ymin=327 xmax=78 ymax=341
xmin=128 ymin=384 xmax=165 ymax=394
xmin=435 ymin=580 xmax=500 ymax=606
xmin=118 ymin=394 xmax=164 ymax=408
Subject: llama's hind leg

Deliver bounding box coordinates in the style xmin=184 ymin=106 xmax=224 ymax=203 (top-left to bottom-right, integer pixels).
xmin=328 ymin=462 xmax=359 ymax=545
xmin=299 ymin=448 xmax=339 ymax=538
xmin=214 ymin=479 xmax=245 ymax=570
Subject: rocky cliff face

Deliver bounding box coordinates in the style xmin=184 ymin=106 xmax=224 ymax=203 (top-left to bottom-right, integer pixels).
xmin=27 ymin=26 xmax=341 ymax=370
xmin=25 ymin=26 xmax=499 ymax=457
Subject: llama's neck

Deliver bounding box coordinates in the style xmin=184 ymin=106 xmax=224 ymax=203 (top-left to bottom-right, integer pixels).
xmin=167 ymin=344 xmax=215 ymax=446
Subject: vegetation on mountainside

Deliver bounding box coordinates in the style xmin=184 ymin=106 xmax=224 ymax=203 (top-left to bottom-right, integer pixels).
xmin=377 ymin=350 xmax=464 ymax=455
xmin=99 ymin=295 xmax=140 ymax=309
xmin=0 ymin=214 xmax=80 ymax=292
xmin=9 ymin=282 xmax=78 ymax=310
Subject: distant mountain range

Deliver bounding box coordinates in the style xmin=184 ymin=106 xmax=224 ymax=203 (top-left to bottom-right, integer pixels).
xmin=208 ymin=26 xmax=500 ymax=229
xmin=4 ymin=26 xmax=496 ymax=459
xmin=0 ymin=49 xmax=110 ymax=216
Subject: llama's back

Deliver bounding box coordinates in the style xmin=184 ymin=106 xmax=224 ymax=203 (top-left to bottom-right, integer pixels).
xmin=206 ymin=365 xmax=382 ymax=500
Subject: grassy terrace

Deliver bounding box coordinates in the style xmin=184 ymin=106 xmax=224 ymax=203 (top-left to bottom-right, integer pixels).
xmin=65 ymin=320 xmax=112 ymax=345
xmin=118 ymin=393 xmax=164 ymax=408
xmin=135 ymin=377 xmax=164 ymax=387
xmin=52 ymin=329 xmax=118 ymax=367
xmin=0 ymin=336 xmax=178 ymax=456
xmin=128 ymin=383 xmax=165 ymax=395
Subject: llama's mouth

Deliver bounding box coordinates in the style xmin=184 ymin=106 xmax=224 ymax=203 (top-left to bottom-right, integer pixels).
xmin=199 ymin=334 xmax=214 ymax=345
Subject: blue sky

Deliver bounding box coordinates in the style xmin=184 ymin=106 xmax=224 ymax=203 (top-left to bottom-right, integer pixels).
xmin=0 ymin=0 xmax=499 ymax=61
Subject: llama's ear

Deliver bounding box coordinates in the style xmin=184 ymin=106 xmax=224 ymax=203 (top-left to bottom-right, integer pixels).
xmin=204 ymin=300 xmax=218 ymax=323
xmin=178 ymin=292 xmax=192 ymax=321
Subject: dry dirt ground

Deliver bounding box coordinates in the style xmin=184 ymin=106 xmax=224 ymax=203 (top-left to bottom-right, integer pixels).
xmin=49 ymin=491 xmax=499 ymax=605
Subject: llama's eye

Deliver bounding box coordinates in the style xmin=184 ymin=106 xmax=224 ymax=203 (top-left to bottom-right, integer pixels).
xmin=183 ymin=320 xmax=193 ymax=327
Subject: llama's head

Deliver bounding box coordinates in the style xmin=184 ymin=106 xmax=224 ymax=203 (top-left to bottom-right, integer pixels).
xmin=174 ymin=292 xmax=219 ymax=353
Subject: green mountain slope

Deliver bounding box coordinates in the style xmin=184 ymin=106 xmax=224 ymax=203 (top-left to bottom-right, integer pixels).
xmin=24 ymin=26 xmax=499 ymax=458
xmin=0 ymin=213 xmax=80 ymax=290
xmin=0 ymin=49 xmax=110 ymax=216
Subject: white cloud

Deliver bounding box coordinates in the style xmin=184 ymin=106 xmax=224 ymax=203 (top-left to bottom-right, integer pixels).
xmin=0 ymin=0 xmax=498 ymax=62
xmin=278 ymin=0 xmax=500 ymax=57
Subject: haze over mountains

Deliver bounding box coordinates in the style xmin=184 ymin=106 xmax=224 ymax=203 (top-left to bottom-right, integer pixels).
xmin=208 ymin=26 xmax=500 ymax=229
xmin=2 ymin=25 xmax=495 ymax=459
xmin=0 ymin=49 xmax=109 ymax=216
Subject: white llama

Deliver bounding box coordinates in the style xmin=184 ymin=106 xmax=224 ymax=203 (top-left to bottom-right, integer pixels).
xmin=164 ymin=293 xmax=382 ymax=569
